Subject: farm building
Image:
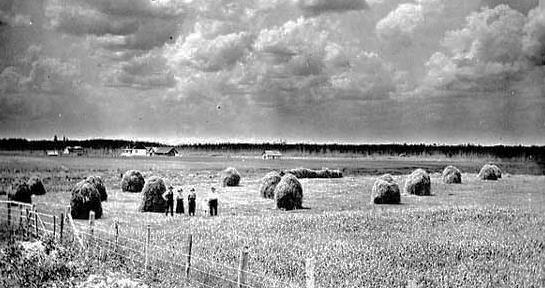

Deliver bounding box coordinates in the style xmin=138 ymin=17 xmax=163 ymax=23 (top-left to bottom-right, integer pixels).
xmin=120 ymin=144 xmax=147 ymax=157
xmin=262 ymin=150 xmax=282 ymax=159
xmin=63 ymin=146 xmax=84 ymax=156
xmin=46 ymin=150 xmax=59 ymax=156
xmin=150 ymin=147 xmax=179 ymax=157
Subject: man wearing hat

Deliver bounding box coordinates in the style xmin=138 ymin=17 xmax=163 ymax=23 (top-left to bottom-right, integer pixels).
xmin=188 ymin=188 xmax=197 ymax=216
xmin=163 ymin=185 xmax=175 ymax=217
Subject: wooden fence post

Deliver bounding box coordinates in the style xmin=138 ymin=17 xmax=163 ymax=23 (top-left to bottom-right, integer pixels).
xmin=25 ymin=208 xmax=30 ymax=237
xmin=88 ymin=211 xmax=95 ymax=248
xmin=53 ymin=215 xmax=57 ymax=240
xmin=185 ymin=234 xmax=193 ymax=279
xmin=59 ymin=213 xmax=64 ymax=242
xmin=145 ymin=224 xmax=151 ymax=275
xmin=34 ymin=210 xmax=39 ymax=238
xmin=19 ymin=205 xmax=23 ymax=229
xmin=114 ymin=220 xmax=119 ymax=252
xmin=237 ymin=246 xmax=249 ymax=288
xmin=7 ymin=202 xmax=11 ymax=226
xmin=306 ymin=257 xmax=315 ymax=288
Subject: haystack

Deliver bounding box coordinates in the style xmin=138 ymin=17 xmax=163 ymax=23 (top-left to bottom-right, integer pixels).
xmin=404 ymin=169 xmax=431 ymax=196
xmin=274 ymin=174 xmax=303 ymax=210
xmin=138 ymin=176 xmax=167 ymax=213
xmin=70 ymin=180 xmax=102 ymax=219
xmin=260 ymin=171 xmax=282 ymax=199
xmin=442 ymin=166 xmax=462 ymax=184
xmin=86 ymin=175 xmax=108 ymax=201
xmin=121 ymin=170 xmax=145 ymax=192
xmin=284 ymin=168 xmax=343 ymax=179
xmin=28 ymin=176 xmax=46 ymax=195
xmin=222 ymin=167 xmax=241 ymax=187
xmin=371 ymin=174 xmax=400 ymax=204
xmin=478 ymin=164 xmax=502 ymax=180
xmin=8 ymin=181 xmax=32 ymax=204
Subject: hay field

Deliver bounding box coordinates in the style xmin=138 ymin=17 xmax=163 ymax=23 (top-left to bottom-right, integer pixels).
xmin=0 ymin=154 xmax=544 ymax=287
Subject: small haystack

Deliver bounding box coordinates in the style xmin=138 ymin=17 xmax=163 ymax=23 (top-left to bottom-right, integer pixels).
xmin=86 ymin=175 xmax=108 ymax=201
xmin=478 ymin=164 xmax=502 ymax=180
xmin=222 ymin=167 xmax=241 ymax=187
xmin=121 ymin=170 xmax=145 ymax=192
xmin=138 ymin=176 xmax=167 ymax=213
xmin=442 ymin=166 xmax=462 ymax=184
xmin=8 ymin=181 xmax=32 ymax=204
xmin=274 ymin=174 xmax=303 ymax=210
xmin=404 ymin=169 xmax=431 ymax=196
xmin=260 ymin=171 xmax=282 ymax=199
xmin=70 ymin=180 xmax=102 ymax=219
xmin=371 ymin=174 xmax=400 ymax=204
xmin=283 ymin=168 xmax=343 ymax=179
xmin=28 ymin=176 xmax=47 ymax=195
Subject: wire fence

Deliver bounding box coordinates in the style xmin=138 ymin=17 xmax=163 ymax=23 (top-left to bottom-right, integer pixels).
xmin=0 ymin=200 xmax=312 ymax=288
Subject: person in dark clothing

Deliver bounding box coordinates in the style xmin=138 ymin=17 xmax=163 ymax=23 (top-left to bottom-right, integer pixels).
xmin=175 ymin=188 xmax=184 ymax=214
xmin=188 ymin=188 xmax=196 ymax=216
xmin=163 ymin=186 xmax=174 ymax=217
xmin=208 ymin=187 xmax=218 ymax=216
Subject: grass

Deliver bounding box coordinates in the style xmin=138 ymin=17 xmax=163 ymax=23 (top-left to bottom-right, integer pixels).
xmin=0 ymin=154 xmax=544 ymax=287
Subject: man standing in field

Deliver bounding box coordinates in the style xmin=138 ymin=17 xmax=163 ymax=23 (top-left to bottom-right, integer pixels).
xmin=208 ymin=187 xmax=218 ymax=216
xmin=163 ymin=186 xmax=174 ymax=217
xmin=188 ymin=188 xmax=196 ymax=216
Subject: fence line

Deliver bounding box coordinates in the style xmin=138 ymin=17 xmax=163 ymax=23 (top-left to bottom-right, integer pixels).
xmin=0 ymin=201 xmax=307 ymax=288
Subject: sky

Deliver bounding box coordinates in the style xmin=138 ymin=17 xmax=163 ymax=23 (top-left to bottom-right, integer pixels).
xmin=0 ymin=0 xmax=544 ymax=145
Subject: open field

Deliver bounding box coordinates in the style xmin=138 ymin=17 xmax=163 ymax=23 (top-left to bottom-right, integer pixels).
xmin=1 ymin=154 xmax=544 ymax=287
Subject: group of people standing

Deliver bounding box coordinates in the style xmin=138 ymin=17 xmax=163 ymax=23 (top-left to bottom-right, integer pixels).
xmin=162 ymin=186 xmax=219 ymax=217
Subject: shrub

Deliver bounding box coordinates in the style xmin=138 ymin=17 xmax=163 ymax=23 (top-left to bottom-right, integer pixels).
xmin=121 ymin=170 xmax=145 ymax=192
xmin=274 ymin=174 xmax=303 ymax=210
xmin=70 ymin=180 xmax=102 ymax=219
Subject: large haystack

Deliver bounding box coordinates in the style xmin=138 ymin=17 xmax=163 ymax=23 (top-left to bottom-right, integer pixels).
xmin=70 ymin=180 xmax=102 ymax=219
xmin=404 ymin=169 xmax=431 ymax=196
xmin=8 ymin=181 xmax=32 ymax=204
xmin=274 ymin=174 xmax=303 ymax=210
xmin=121 ymin=170 xmax=145 ymax=192
xmin=222 ymin=167 xmax=241 ymax=187
xmin=284 ymin=168 xmax=343 ymax=179
xmin=138 ymin=176 xmax=167 ymax=212
xmin=478 ymin=164 xmax=502 ymax=180
xmin=371 ymin=174 xmax=400 ymax=204
xmin=86 ymin=175 xmax=107 ymax=201
xmin=442 ymin=166 xmax=462 ymax=184
xmin=28 ymin=176 xmax=46 ymax=195
xmin=260 ymin=171 xmax=282 ymax=199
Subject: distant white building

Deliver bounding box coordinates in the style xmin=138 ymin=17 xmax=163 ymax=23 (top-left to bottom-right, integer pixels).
xmin=120 ymin=144 xmax=147 ymax=157
xmin=46 ymin=150 xmax=59 ymax=156
xmin=262 ymin=150 xmax=282 ymax=159
xmin=63 ymin=146 xmax=84 ymax=156
xmin=150 ymin=147 xmax=180 ymax=157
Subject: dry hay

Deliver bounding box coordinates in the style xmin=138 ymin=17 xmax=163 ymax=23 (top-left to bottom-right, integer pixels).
xmin=86 ymin=175 xmax=107 ymax=201
xmin=70 ymin=180 xmax=102 ymax=219
xmin=371 ymin=174 xmax=400 ymax=204
xmin=442 ymin=166 xmax=462 ymax=184
xmin=404 ymin=169 xmax=431 ymax=196
xmin=283 ymin=167 xmax=343 ymax=179
xmin=259 ymin=171 xmax=282 ymax=199
xmin=222 ymin=167 xmax=241 ymax=187
xmin=478 ymin=164 xmax=502 ymax=180
xmin=121 ymin=170 xmax=145 ymax=192
xmin=28 ymin=176 xmax=46 ymax=195
xmin=8 ymin=180 xmax=32 ymax=204
xmin=274 ymin=174 xmax=303 ymax=210
xmin=138 ymin=176 xmax=167 ymax=213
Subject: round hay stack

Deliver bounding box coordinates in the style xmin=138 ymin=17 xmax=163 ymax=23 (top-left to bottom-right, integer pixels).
xmin=28 ymin=176 xmax=46 ymax=195
xmin=86 ymin=175 xmax=107 ymax=201
xmin=273 ymin=174 xmax=303 ymax=210
xmin=404 ymin=169 xmax=431 ymax=196
xmin=222 ymin=167 xmax=241 ymax=187
xmin=259 ymin=171 xmax=282 ymax=199
xmin=70 ymin=180 xmax=102 ymax=219
xmin=138 ymin=176 xmax=167 ymax=213
xmin=478 ymin=164 xmax=501 ymax=180
xmin=121 ymin=170 xmax=145 ymax=192
xmin=371 ymin=174 xmax=400 ymax=204
xmin=442 ymin=166 xmax=462 ymax=184
xmin=8 ymin=181 xmax=32 ymax=204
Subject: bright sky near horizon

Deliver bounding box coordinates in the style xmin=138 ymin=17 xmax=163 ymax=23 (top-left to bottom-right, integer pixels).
xmin=1 ymin=0 xmax=544 ymax=145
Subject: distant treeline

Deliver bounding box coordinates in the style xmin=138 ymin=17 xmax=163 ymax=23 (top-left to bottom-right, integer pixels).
xmin=0 ymin=138 xmax=544 ymax=161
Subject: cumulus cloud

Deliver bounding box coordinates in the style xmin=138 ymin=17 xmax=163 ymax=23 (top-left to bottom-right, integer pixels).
xmin=523 ymin=4 xmax=545 ymax=65
xmin=296 ymin=0 xmax=369 ymax=16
